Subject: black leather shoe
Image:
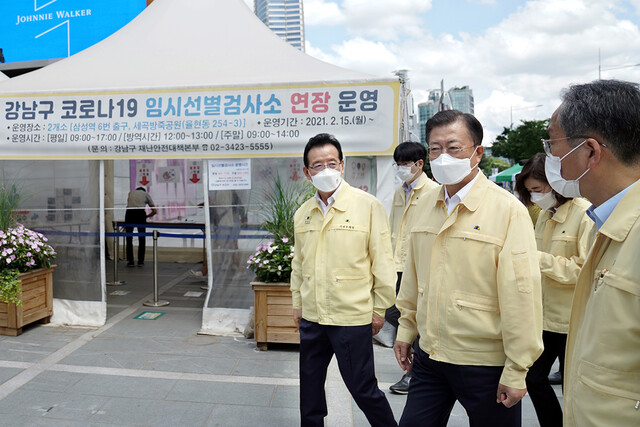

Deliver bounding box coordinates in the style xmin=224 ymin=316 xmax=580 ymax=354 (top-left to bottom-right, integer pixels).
xmin=389 ymin=373 xmax=411 ymax=394
xmin=127 ymin=262 xmax=135 ymax=268
xmin=548 ymin=370 xmax=562 ymax=385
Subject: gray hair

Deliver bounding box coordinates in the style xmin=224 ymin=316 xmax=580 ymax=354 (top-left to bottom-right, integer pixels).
xmin=557 ymin=79 xmax=640 ymax=166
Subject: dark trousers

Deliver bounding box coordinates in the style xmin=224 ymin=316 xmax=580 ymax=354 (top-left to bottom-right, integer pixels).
xmin=525 ymin=331 xmax=566 ymax=427
xmin=125 ymin=209 xmax=147 ymax=264
xmin=400 ymin=346 xmax=521 ymax=427
xmin=299 ymin=319 xmax=397 ymax=427
xmin=385 ymin=272 xmax=403 ymax=328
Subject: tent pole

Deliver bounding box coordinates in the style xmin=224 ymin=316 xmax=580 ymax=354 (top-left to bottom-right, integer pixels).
xmin=99 ymin=160 xmax=107 ymax=303
xmin=202 ymin=160 xmax=214 ymax=309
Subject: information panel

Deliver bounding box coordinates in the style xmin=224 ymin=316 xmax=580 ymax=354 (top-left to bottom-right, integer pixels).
xmin=0 ymin=81 xmax=400 ymax=158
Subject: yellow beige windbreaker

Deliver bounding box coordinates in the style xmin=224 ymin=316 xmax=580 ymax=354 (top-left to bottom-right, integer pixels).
xmin=389 ymin=172 xmax=440 ymax=272
xmin=396 ymin=173 xmax=543 ymax=389
xmin=535 ymin=197 xmax=595 ymax=333
xmin=290 ymin=181 xmax=396 ymax=325
xmin=564 ymin=180 xmax=640 ymax=426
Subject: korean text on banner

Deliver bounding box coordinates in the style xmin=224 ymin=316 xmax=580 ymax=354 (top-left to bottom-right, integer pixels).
xmin=0 ymin=81 xmax=400 ymax=159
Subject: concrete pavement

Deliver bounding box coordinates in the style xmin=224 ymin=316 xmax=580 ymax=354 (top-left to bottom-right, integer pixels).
xmin=0 ymin=262 xmax=555 ymax=426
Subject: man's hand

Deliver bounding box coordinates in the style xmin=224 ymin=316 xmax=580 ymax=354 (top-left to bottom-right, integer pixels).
xmin=293 ymin=308 xmax=302 ymax=331
xmin=393 ymin=340 xmax=413 ymax=372
xmin=496 ymin=383 xmax=526 ymax=408
xmin=372 ymin=314 xmax=385 ymax=335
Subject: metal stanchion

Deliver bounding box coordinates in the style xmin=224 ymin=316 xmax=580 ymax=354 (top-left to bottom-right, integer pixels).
xmin=144 ymin=230 xmax=169 ymax=307
xmin=107 ymin=223 xmax=126 ymax=286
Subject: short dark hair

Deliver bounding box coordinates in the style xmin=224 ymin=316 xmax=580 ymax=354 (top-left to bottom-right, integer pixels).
xmin=303 ymin=133 xmax=343 ymax=167
xmin=393 ymin=142 xmax=427 ymax=164
xmin=515 ymin=153 xmax=570 ymax=207
xmin=425 ymin=110 xmax=483 ymax=146
xmin=557 ymin=79 xmax=640 ymax=165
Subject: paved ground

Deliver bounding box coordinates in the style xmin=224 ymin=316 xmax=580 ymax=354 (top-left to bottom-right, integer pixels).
xmin=0 ymin=262 xmax=559 ymax=426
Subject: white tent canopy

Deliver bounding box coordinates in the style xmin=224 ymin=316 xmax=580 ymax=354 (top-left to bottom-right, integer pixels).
xmin=0 ymin=72 xmax=7 ymax=81
xmin=0 ymin=0 xmax=403 ymax=334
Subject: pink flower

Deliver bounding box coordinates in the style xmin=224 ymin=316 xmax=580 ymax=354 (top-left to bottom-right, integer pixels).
xmin=281 ymin=236 xmax=289 ymax=243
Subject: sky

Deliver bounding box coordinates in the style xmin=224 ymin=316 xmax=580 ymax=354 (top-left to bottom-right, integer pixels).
xmin=244 ymin=0 xmax=640 ymax=143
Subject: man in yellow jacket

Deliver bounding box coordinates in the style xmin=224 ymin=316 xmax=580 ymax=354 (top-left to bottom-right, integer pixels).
xmin=290 ymin=133 xmax=397 ymax=427
xmin=384 ymin=142 xmax=439 ymax=394
xmin=394 ymin=110 xmax=543 ymax=426
xmin=543 ymin=79 xmax=640 ymax=426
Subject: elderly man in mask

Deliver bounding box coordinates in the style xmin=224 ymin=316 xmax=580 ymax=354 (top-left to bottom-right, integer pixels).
xmin=290 ymin=133 xmax=397 ymax=427
xmin=394 ymin=110 xmax=543 ymax=426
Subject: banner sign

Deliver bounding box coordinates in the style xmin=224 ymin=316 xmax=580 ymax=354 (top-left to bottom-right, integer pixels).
xmin=0 ymin=81 xmax=400 ymax=159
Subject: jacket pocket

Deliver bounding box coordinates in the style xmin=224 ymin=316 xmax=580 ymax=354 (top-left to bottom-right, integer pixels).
xmin=572 ymin=360 xmax=640 ymax=426
xmin=331 ymin=268 xmax=371 ymax=315
xmin=445 ymin=291 xmax=502 ymax=351
xmin=513 ymin=254 xmax=533 ymax=293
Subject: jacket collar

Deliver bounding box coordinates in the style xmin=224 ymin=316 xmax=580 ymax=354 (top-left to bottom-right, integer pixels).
xmin=331 ymin=180 xmax=352 ymax=213
xmin=412 ymin=172 xmax=431 ymax=191
xmin=549 ymin=199 xmax=571 ymax=224
xmin=598 ymin=179 xmax=640 ymax=242
xmin=436 ymin=172 xmax=488 ymax=213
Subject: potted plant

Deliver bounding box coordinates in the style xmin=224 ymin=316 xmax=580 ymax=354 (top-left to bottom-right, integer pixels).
xmin=0 ymin=180 xmax=56 ymax=336
xmin=248 ymin=174 xmax=312 ymax=350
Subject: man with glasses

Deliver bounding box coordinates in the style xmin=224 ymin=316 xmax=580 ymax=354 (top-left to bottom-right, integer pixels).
xmin=291 ymin=133 xmax=397 ymax=426
xmin=394 ymin=110 xmax=543 ymax=426
xmin=384 ymin=142 xmax=439 ymax=394
xmin=544 ymin=80 xmax=640 ymax=427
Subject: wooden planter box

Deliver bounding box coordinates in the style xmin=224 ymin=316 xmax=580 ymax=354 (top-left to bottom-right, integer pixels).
xmin=251 ymin=281 xmax=300 ymax=351
xmin=0 ymin=267 xmax=54 ymax=336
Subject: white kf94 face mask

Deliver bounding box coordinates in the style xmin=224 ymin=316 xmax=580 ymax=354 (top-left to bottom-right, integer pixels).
xmin=544 ymin=140 xmax=589 ymax=198
xmin=311 ymin=168 xmax=342 ymax=193
xmin=530 ymin=191 xmax=557 ymax=212
xmin=395 ymin=165 xmax=416 ymax=183
xmin=430 ymin=147 xmax=478 ymax=185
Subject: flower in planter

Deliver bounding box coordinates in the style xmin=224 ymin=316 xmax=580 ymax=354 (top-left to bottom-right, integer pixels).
xmin=247 ymin=235 xmax=294 ymax=283
xmin=0 ymin=224 xmax=56 ymax=305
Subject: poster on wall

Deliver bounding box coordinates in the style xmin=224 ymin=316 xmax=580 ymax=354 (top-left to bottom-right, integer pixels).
xmin=346 ymin=157 xmax=374 ymax=194
xmin=187 ymin=160 xmax=201 ymax=184
xmin=135 ymin=161 xmax=151 ymax=187
xmin=208 ymin=159 xmax=251 ymax=191
xmin=0 ymin=81 xmax=400 ymax=159
xmin=157 ymin=166 xmax=179 ymax=183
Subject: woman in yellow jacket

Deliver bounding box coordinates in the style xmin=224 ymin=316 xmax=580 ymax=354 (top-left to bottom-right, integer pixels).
xmin=515 ymin=153 xmax=595 ymax=427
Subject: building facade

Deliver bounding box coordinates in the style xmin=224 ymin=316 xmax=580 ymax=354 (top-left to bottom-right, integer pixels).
xmin=418 ymin=86 xmax=474 ymax=143
xmin=254 ymin=0 xmax=305 ymax=51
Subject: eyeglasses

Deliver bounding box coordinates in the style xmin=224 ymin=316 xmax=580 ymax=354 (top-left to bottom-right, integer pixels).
xmin=541 ymin=136 xmax=607 ymax=156
xmin=392 ymin=161 xmax=417 ymax=169
xmin=427 ymin=145 xmax=474 ymax=157
xmin=308 ymin=162 xmax=341 ymax=172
